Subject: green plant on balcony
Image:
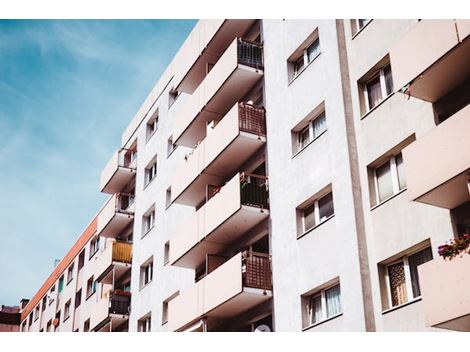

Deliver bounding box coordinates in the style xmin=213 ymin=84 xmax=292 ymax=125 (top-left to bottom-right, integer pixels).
xmin=438 ymin=234 xmax=470 ymax=260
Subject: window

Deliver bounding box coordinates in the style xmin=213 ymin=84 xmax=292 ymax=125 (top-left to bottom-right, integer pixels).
xmin=161 ymin=292 xmax=179 ymax=326
xmin=382 ymin=246 xmax=433 ymax=309
xmin=294 ymin=112 xmax=326 ymax=153
xmin=138 ymin=314 xmax=152 ymax=332
xmin=140 ymin=259 xmax=153 ymax=288
xmin=298 ymin=190 xmax=334 ymax=236
xmin=34 ymin=306 xmax=40 ymax=321
xmin=142 ymin=207 xmax=155 ymax=237
xmin=48 ymin=285 xmax=56 ymax=305
xmin=362 ymin=63 xmax=394 ymax=113
xmin=28 ymin=312 xmax=33 ymax=326
xmin=75 ymin=289 xmax=82 ymax=308
xmin=58 ymin=275 xmax=64 ymax=293
xmin=86 ymin=276 xmax=97 ymax=298
xmin=83 ymin=319 xmax=90 ymax=332
xmin=290 ymin=37 xmax=321 ymax=79
xmin=163 ymin=241 xmax=170 ymax=265
xmin=46 ymin=319 xmax=52 ymax=332
xmin=41 ymin=296 xmax=47 ymax=312
xmin=351 ymin=19 xmax=372 ymax=36
xmin=78 ymin=250 xmax=85 ymax=271
xmin=302 ymin=282 xmax=342 ymax=328
xmin=145 ymin=158 xmax=158 ymax=186
xmin=358 ymin=19 xmax=372 ymax=30
xmin=372 ymin=152 xmax=406 ymax=205
xmin=165 ymin=187 xmax=172 ymax=209
xmin=167 ymin=136 xmax=177 ymax=157
xmin=168 ymin=89 xmax=181 ymax=108
xmin=89 ymin=236 xmax=100 ymax=259
xmin=64 ymin=300 xmax=71 ymax=321
xmin=54 ymin=311 xmax=60 ymax=332
xmin=146 ymin=111 xmax=159 ymax=141
xmin=67 ymin=262 xmax=74 ymax=284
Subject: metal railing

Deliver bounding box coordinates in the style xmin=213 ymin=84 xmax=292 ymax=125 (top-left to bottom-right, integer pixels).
xmin=240 ymin=173 xmax=269 ymax=209
xmin=112 ymin=241 xmax=132 ymax=264
xmin=109 ymin=291 xmax=131 ymax=315
xmin=237 ymin=39 xmax=263 ymax=69
xmin=238 ymin=102 xmax=266 ymax=137
xmin=242 ymin=251 xmax=272 ymax=291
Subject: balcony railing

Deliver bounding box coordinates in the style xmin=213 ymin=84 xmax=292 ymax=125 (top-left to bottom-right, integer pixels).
xmin=241 ymin=251 xmax=272 ymax=291
xmin=112 ymin=241 xmax=132 ymax=264
xmin=237 ymin=39 xmax=263 ymax=69
xmin=109 ymin=291 xmax=131 ymax=316
xmin=97 ymin=193 xmax=135 ymax=238
xmin=238 ymin=102 xmax=266 ymax=136
xmin=240 ymin=173 xmax=269 ymax=209
xmin=100 ymin=148 xmax=137 ymax=194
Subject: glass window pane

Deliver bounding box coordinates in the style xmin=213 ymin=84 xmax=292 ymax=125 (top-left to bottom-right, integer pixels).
xmin=310 ymin=294 xmax=322 ymax=324
xmin=358 ymin=19 xmax=371 ymax=29
xmin=366 ymin=75 xmax=382 ymax=110
xmin=298 ymin=125 xmax=310 ymax=150
xmin=395 ymin=153 xmax=406 ymax=190
xmin=294 ymin=56 xmax=304 ymax=75
xmin=325 ymin=284 xmax=342 ymax=317
xmin=307 ymin=39 xmax=320 ymax=63
xmin=312 ymin=113 xmax=326 ymax=139
xmin=384 ymin=65 xmax=394 ymax=96
xmin=408 ymin=247 xmax=433 ymax=298
xmin=388 ymin=262 xmax=407 ymax=307
xmin=318 ymin=192 xmax=334 ymax=222
xmin=376 ymin=161 xmax=393 ymax=202
xmin=303 ymin=204 xmax=315 ymax=232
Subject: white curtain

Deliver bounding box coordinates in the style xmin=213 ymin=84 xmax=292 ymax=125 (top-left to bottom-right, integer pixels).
xmin=367 ymin=76 xmax=382 ymax=109
xmin=325 ymin=285 xmax=342 ymax=318
xmin=310 ymin=294 xmax=322 ymax=324
xmin=312 ymin=113 xmax=326 ymax=139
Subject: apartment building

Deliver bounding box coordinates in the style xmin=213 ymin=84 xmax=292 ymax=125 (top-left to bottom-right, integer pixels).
xmin=0 ymin=305 xmax=21 ymax=332
xmin=19 ymin=19 xmax=470 ymax=332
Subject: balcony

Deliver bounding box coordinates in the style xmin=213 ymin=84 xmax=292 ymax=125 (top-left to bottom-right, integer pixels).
xmin=170 ymin=172 xmax=269 ymax=269
xmin=418 ymin=255 xmax=470 ymax=331
xmin=172 ymin=102 xmax=266 ymax=206
xmin=173 ymin=38 xmax=264 ymax=147
xmin=97 ymin=193 xmax=135 ymax=238
xmin=95 ymin=241 xmax=132 ymax=284
xmin=402 ymin=104 xmax=470 ymax=209
xmin=92 ymin=290 xmax=131 ymax=332
xmin=168 ymin=251 xmax=272 ymax=332
xmin=390 ymin=19 xmax=470 ymax=102
xmin=100 ymin=148 xmax=137 ymax=194
xmin=173 ymin=20 xmax=258 ymax=93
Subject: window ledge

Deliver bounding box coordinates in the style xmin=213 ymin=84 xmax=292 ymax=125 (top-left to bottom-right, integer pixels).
xmin=146 ymin=129 xmax=158 ymax=144
xmin=302 ymin=313 xmax=343 ymax=331
xmin=351 ymin=20 xmax=374 ymax=40
xmin=292 ymin=129 xmax=327 ymax=159
xmin=85 ymin=292 xmax=96 ymax=301
xmin=382 ymin=297 xmax=422 ymax=315
xmin=139 ymin=281 xmax=152 ymax=292
xmin=360 ymin=92 xmax=395 ymax=121
xmin=288 ymin=52 xmax=322 ymax=87
xmin=143 ymin=177 xmax=157 ymax=191
xmin=66 ymin=278 xmax=73 ymax=286
xmin=370 ymin=188 xmax=407 ymax=211
xmin=141 ymin=226 xmax=155 ymax=239
xmin=297 ymin=214 xmax=335 ymax=240
xmin=63 ymin=316 xmax=70 ymax=323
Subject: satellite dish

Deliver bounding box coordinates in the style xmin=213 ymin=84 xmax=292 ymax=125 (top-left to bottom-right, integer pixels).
xmin=254 ymin=324 xmax=271 ymax=332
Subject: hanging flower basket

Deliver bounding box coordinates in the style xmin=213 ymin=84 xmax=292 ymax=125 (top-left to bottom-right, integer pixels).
xmin=437 ymin=234 xmax=470 ymax=260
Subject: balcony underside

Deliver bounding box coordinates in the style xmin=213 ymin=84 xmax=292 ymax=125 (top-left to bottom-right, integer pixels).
xmin=174 ymin=132 xmax=266 ymax=206
xmin=172 ymin=206 xmax=269 ymax=268
xmin=176 ymin=65 xmax=263 ymax=147
xmin=436 ymin=314 xmax=470 ymax=331
xmin=176 ymin=288 xmax=272 ymax=332
xmin=101 ymin=167 xmax=136 ymax=194
xmin=93 ymin=315 xmax=129 ymax=332
xmin=96 ymin=262 xmax=131 ymax=285
xmin=406 ymin=38 xmax=470 ymax=102
xmin=99 ymin=213 xmax=133 ymax=238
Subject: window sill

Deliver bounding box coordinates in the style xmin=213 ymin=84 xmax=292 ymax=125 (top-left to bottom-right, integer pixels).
xmin=360 ymin=92 xmax=395 ymax=121
xmin=63 ymin=316 xmax=70 ymax=323
xmin=146 ymin=129 xmax=158 ymax=144
xmin=292 ymin=129 xmax=327 ymax=159
xmin=370 ymin=188 xmax=407 ymax=211
xmin=166 ymin=148 xmax=177 ymax=159
xmin=351 ymin=20 xmax=373 ymax=40
xmin=89 ymin=249 xmax=99 ymax=261
xmin=143 ymin=177 xmax=157 ymax=191
xmin=141 ymin=226 xmax=155 ymax=239
xmin=302 ymin=313 xmax=343 ymax=331
xmin=382 ymin=297 xmax=422 ymax=315
xmin=85 ymin=292 xmax=96 ymax=301
xmin=288 ymin=52 xmax=321 ymax=87
xmin=297 ymin=214 xmax=335 ymax=240
xmin=66 ymin=278 xmax=73 ymax=286
xmin=161 ymin=320 xmax=168 ymax=326
xmin=139 ymin=281 xmax=152 ymax=292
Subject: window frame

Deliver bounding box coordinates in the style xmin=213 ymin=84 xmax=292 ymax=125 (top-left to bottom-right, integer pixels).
xmin=138 ymin=314 xmax=152 ymax=332
xmin=140 ymin=260 xmax=154 ymax=289
xmin=167 ymin=135 xmax=177 ymax=158
xmin=295 ymin=112 xmax=327 ymax=154
xmin=303 ymin=282 xmax=342 ymax=329
xmin=144 ymin=158 xmax=158 ymax=187
xmin=146 ymin=111 xmax=159 ymax=142
xmin=372 ymin=152 xmax=406 ymax=206
xmin=63 ymin=299 xmax=71 ymax=321
xmin=291 ymin=38 xmax=321 ymax=79
xmin=66 ymin=262 xmax=74 ymax=285
xmin=300 ymin=190 xmax=335 ymax=236
xmin=89 ymin=236 xmax=100 ymax=260
xmin=142 ymin=208 xmax=156 ymax=238
xmin=362 ymin=63 xmax=394 ymax=114
xmin=86 ymin=276 xmax=97 ymax=299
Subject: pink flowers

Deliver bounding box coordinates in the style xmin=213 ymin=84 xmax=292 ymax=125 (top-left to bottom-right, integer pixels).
xmin=438 ymin=234 xmax=470 ymax=260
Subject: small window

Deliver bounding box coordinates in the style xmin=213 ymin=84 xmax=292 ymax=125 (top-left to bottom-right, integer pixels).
xmin=41 ymin=296 xmax=47 ymax=312
xmin=89 ymin=236 xmax=100 ymax=259
xmin=162 ymin=292 xmax=179 ymax=326
xmin=371 ymin=152 xmax=406 ymax=206
xmin=358 ymin=19 xmax=372 ymax=30
xmin=165 ymin=187 xmax=172 ymax=209
xmin=361 ymin=63 xmax=394 ymax=114
xmin=83 ymin=319 xmax=90 ymax=332
xmin=54 ymin=311 xmax=60 ymax=331
xmin=140 ymin=258 xmax=153 ymax=288
xmin=138 ymin=314 xmax=152 ymax=332
xmin=28 ymin=312 xmax=33 ymax=326
xmin=34 ymin=305 xmax=40 ymax=321
xmin=163 ymin=241 xmax=170 ymax=265
xmin=46 ymin=320 xmax=52 ymax=332
xmin=75 ymin=289 xmax=82 ymax=308
xmin=289 ymin=37 xmax=321 ymax=80
xmin=167 ymin=136 xmax=177 ymax=157
xmin=58 ymin=275 xmax=64 ymax=293
xmin=48 ymin=285 xmax=56 ymax=306
xmin=145 ymin=157 xmax=158 ymax=186
xmin=86 ymin=276 xmax=97 ymax=298
xmin=297 ymin=189 xmax=334 ymax=237
xmin=168 ymin=89 xmax=181 ymax=108
xmin=67 ymin=262 xmax=74 ymax=284
xmin=64 ymin=300 xmax=71 ymax=321
xmin=381 ymin=246 xmax=433 ymax=310
xmin=302 ymin=282 xmax=342 ymax=329
xmin=142 ymin=207 xmax=155 ymax=237
xmin=294 ymin=112 xmax=326 ymax=153
xmin=351 ymin=19 xmax=372 ymax=36
xmin=146 ymin=111 xmax=159 ymax=141
xmin=78 ymin=250 xmax=85 ymax=271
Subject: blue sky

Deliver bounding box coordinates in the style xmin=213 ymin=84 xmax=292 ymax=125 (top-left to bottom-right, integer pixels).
xmin=0 ymin=19 xmax=196 ymax=306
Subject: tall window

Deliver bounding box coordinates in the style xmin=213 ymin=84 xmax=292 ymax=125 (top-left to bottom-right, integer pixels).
xmin=142 ymin=208 xmax=155 ymax=237
xmin=83 ymin=319 xmax=90 ymax=332
xmin=167 ymin=136 xmax=177 ymax=157
xmin=78 ymin=250 xmax=85 ymax=271
xmin=383 ymin=247 xmax=433 ymax=309
xmin=302 ymin=282 xmax=342 ymax=328
xmin=363 ymin=64 xmax=393 ymax=112
xmin=86 ymin=276 xmax=97 ymax=298
xmin=75 ymin=289 xmax=82 ymax=308
xmin=41 ymin=296 xmax=47 ymax=312
xmin=372 ymin=152 xmax=406 ymax=205
xmin=34 ymin=306 xmax=40 ymax=321
xmin=295 ymin=113 xmax=326 ymax=153
xmin=165 ymin=187 xmax=172 ymax=209
xmin=67 ymin=262 xmax=74 ymax=284
xmin=58 ymin=275 xmax=64 ymax=293
xmin=145 ymin=158 xmax=158 ymax=186
xmin=140 ymin=259 xmax=153 ymax=288
xmin=64 ymin=300 xmax=71 ymax=321
xmin=298 ymin=191 xmax=334 ymax=236
xmin=146 ymin=111 xmax=159 ymax=141
xmin=163 ymin=241 xmax=170 ymax=265
xmin=89 ymin=236 xmax=100 ymax=259
xmin=138 ymin=314 xmax=152 ymax=332
xmin=292 ymin=38 xmax=321 ymax=78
